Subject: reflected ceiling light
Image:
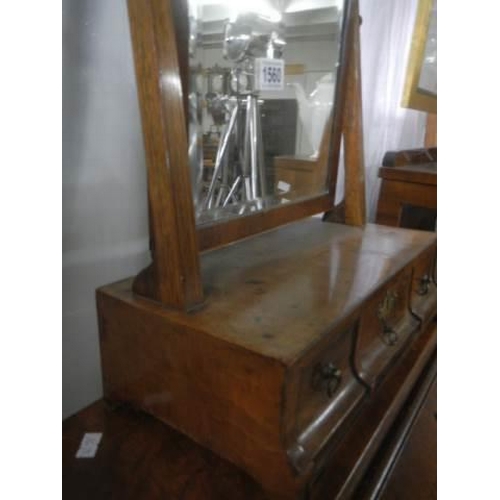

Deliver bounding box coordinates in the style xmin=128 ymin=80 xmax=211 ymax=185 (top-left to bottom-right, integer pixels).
xmin=285 ymin=0 xmax=341 ymax=13
xmin=196 ymin=0 xmax=282 ymax=23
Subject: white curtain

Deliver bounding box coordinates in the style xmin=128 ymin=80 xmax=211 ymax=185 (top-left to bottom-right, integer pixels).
xmin=350 ymin=0 xmax=429 ymax=220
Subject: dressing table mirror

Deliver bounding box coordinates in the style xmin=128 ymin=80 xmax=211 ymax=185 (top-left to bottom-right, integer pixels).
xmin=97 ymin=1 xmax=437 ymax=497
xmin=401 ymin=0 xmax=437 ymax=113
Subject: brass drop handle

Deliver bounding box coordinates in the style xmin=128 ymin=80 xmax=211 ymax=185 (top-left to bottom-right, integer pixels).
xmin=312 ymin=362 xmax=342 ymax=397
xmin=417 ymin=274 xmax=431 ymax=296
xmin=377 ymin=289 xmax=400 ymax=346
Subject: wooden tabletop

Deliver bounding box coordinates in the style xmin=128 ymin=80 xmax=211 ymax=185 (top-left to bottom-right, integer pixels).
xmin=100 ymin=220 xmax=436 ymax=365
xmin=63 ymin=381 xmax=436 ymax=499
xmin=63 ymin=400 xmax=266 ymax=500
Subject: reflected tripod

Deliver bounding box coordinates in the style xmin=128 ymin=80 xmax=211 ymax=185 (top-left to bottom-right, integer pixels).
xmin=203 ymin=93 xmax=267 ymax=212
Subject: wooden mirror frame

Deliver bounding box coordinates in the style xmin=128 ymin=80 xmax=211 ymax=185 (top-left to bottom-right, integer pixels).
xmin=127 ymin=0 xmax=365 ymax=310
xmin=401 ymin=0 xmax=437 ymax=113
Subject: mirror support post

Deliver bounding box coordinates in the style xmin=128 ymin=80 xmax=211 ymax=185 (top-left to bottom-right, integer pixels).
xmin=324 ymin=0 xmax=367 ymax=227
xmin=343 ymin=8 xmax=367 ymax=226
xmin=128 ymin=0 xmax=204 ymax=310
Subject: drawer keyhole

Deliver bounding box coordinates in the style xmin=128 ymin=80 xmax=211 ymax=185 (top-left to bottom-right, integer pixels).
xmin=312 ymin=362 xmax=342 ymax=398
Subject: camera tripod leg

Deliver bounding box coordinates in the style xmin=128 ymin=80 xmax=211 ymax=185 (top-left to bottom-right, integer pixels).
xmin=223 ymin=175 xmax=242 ymax=207
xmin=204 ymin=102 xmax=239 ymax=209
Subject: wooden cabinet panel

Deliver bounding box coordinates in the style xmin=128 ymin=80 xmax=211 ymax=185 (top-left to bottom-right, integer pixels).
xmin=98 ymin=220 xmax=437 ymax=498
xmin=354 ymin=267 xmax=420 ymax=388
xmin=284 ymin=321 xmax=367 ymax=473
xmin=410 ymin=245 xmax=437 ymax=322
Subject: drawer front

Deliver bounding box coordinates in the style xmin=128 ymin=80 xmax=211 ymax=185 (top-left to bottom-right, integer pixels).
xmin=410 ymin=246 xmax=437 ymax=322
xmin=285 ymin=321 xmax=367 ymax=473
xmin=354 ymin=266 xmax=420 ymax=388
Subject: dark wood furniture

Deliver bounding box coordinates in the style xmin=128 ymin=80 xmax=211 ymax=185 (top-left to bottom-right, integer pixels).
xmin=62 ymin=375 xmax=436 ymax=499
xmin=62 ymin=400 xmax=268 ymax=500
xmin=98 ymin=219 xmax=436 ymax=498
xmin=91 ymin=1 xmax=437 ymax=498
xmin=375 ymin=147 xmax=437 ymax=230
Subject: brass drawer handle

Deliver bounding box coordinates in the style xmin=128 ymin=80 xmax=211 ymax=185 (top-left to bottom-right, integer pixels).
xmin=377 ymin=290 xmax=400 ymax=346
xmin=312 ymin=362 xmax=342 ymax=398
xmin=377 ymin=290 xmax=398 ymax=321
xmin=417 ymin=274 xmax=431 ymax=296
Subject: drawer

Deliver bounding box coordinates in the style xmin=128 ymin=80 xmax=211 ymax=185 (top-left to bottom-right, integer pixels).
xmin=284 ymin=321 xmax=367 ymax=473
xmin=354 ymin=266 xmax=420 ymax=388
xmin=410 ymin=246 xmax=437 ymax=322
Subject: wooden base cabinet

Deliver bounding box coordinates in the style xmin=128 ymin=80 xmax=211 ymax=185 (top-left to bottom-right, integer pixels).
xmin=97 ymin=219 xmax=437 ymax=499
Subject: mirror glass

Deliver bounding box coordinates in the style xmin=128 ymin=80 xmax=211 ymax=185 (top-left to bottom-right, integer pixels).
xmin=417 ymin=0 xmax=436 ymax=96
xmin=187 ymin=0 xmax=346 ymax=225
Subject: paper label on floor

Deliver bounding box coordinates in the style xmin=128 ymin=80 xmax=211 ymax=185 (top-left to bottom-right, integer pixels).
xmin=75 ymin=432 xmax=102 ymax=458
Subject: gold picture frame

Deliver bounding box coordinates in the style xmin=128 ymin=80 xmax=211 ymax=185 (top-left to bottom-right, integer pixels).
xmin=402 ymin=0 xmax=437 ymax=113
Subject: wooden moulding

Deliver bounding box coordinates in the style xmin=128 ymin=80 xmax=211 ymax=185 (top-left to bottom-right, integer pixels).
xmin=127 ymin=0 xmax=203 ymax=310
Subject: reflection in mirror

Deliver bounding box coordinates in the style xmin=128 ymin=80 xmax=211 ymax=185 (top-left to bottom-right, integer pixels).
xmin=417 ymin=0 xmax=436 ymax=96
xmin=188 ymin=0 xmax=346 ymax=224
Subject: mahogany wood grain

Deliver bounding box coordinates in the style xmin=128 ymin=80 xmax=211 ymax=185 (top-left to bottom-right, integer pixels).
xmin=98 ymin=293 xmax=298 ymax=497
xmin=309 ymin=325 xmax=437 ymax=499
xmin=62 ymin=401 xmax=267 ymax=500
xmin=105 ymin=220 xmax=436 ymax=363
xmin=376 ymin=147 xmax=437 ymax=228
xmin=375 ymin=170 xmax=437 ymax=227
xmin=325 ymin=0 xmax=357 ymax=199
xmin=342 ymin=4 xmax=367 ymax=226
xmin=127 ymin=0 xmax=203 ymax=310
xmin=197 ymin=194 xmax=332 ymax=252
xmin=62 ymin=372 xmax=437 ymax=500
xmin=354 ymin=266 xmax=421 ymax=389
xmin=283 ymin=318 xmax=368 ymax=474
xmin=355 ymin=373 xmax=437 ymax=500
xmin=377 ymin=378 xmax=437 ymax=500
xmin=98 ymin=219 xmax=437 ymax=498
xmin=410 ymin=246 xmax=437 ymax=322
xmin=324 ymin=0 xmax=366 ymax=225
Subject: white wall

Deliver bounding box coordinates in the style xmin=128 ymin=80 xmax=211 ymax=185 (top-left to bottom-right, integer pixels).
xmin=62 ymin=0 xmax=150 ymax=418
xmin=62 ymin=0 xmax=429 ymax=418
xmin=359 ymin=0 xmax=428 ymax=218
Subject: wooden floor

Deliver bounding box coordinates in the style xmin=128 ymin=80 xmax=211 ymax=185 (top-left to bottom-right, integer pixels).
xmin=62 ymin=381 xmax=436 ymax=499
